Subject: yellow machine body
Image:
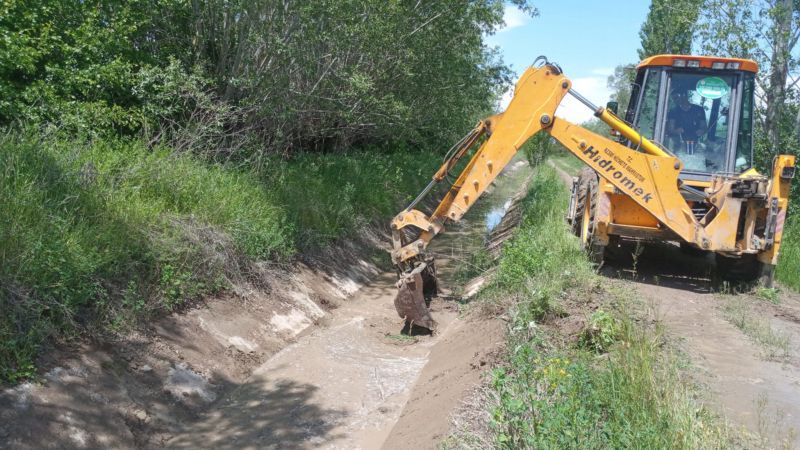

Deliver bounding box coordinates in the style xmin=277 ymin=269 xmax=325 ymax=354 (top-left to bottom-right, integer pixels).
xmin=390 ymin=56 xmax=795 ymax=328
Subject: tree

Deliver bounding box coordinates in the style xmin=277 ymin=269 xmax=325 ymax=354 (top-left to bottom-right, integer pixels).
xmin=609 ymin=0 xmax=704 ymax=122
xmin=607 ymin=64 xmax=637 ymax=116
xmin=638 ymin=0 xmax=705 ymax=59
xmin=696 ymin=0 xmax=800 ymax=163
xmin=0 ymin=0 xmax=538 ymax=161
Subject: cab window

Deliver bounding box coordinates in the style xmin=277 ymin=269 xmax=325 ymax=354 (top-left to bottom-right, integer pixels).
xmin=634 ymin=69 xmax=661 ymax=141
xmin=663 ymin=72 xmax=736 ymax=173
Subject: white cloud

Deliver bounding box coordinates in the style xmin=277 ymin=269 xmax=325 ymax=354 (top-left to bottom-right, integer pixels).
xmin=496 ymin=70 xmax=613 ymax=125
xmin=497 ymin=88 xmax=514 ymax=110
xmin=590 ymin=67 xmax=615 ymax=77
xmin=497 ymin=5 xmax=530 ymax=32
xmin=556 ymin=75 xmax=612 ymax=124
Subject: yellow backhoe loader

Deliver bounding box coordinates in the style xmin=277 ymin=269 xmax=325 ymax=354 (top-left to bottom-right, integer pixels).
xmin=391 ymin=55 xmax=796 ymax=330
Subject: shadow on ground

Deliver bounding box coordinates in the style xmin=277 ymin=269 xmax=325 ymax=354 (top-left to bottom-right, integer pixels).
xmin=600 ymin=240 xmax=719 ymax=294
xmin=166 ymin=376 xmax=346 ymax=449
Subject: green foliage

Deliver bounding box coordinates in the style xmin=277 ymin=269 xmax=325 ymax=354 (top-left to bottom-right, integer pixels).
xmin=0 ymin=129 xmax=441 ymax=382
xmin=638 ymin=0 xmax=704 ymax=59
xmin=522 ymin=133 xmax=555 ymax=168
xmin=488 ymin=168 xmax=728 ymax=449
xmin=0 ymin=130 xmax=291 ymax=382
xmin=493 ymin=167 xmax=592 ymax=300
xmin=0 ymin=0 xmax=188 ymax=132
xmin=0 ymin=0 xmax=534 ymax=160
xmin=777 ymin=216 xmax=800 ymax=290
xmin=579 ymin=310 xmax=619 ymax=353
xmin=492 ymin=329 xmax=727 ymax=449
xmin=606 ymin=64 xmax=637 ymax=117
xmin=263 ymin=148 xmax=441 ymax=249
xmin=472 ymin=166 xmax=593 ymax=323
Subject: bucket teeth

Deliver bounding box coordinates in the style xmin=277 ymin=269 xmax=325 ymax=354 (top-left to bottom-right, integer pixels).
xmin=394 ymin=262 xmax=437 ymax=331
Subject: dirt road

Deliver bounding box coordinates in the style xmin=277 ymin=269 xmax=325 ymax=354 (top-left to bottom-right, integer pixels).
xmin=604 ymin=233 xmax=800 ymax=447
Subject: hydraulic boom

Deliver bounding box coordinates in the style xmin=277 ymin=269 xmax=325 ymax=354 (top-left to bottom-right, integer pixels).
xmin=391 ymin=57 xmax=795 ymax=329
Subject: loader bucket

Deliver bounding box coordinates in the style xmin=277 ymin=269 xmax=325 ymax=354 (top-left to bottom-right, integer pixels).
xmin=394 ymin=261 xmax=438 ymax=331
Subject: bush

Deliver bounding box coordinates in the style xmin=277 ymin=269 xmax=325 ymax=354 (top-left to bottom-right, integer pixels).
xmin=265 ymin=148 xmax=440 ymax=249
xmin=579 ymin=310 xmax=619 ymax=353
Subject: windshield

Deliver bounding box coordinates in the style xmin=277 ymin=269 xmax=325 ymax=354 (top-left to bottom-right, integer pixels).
xmin=665 ymin=72 xmax=735 ymax=173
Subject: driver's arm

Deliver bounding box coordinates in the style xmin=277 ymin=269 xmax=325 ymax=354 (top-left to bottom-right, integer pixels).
xmin=694 ymin=106 xmax=708 ymax=137
xmin=666 ymin=109 xmax=681 ymax=135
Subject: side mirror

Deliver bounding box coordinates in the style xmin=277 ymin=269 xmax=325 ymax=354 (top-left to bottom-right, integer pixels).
xmin=606 ymin=101 xmax=619 ymax=115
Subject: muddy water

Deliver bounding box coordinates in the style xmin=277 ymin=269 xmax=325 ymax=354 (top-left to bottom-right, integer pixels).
xmin=166 ymin=158 xmax=531 ymax=449
xmin=484 ymin=200 xmax=512 ymax=233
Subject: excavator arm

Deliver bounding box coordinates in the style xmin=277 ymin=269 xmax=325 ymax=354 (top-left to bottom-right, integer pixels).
xmin=390 ymin=59 xmax=791 ymax=329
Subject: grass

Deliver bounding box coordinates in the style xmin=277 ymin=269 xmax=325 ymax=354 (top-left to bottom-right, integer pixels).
xmin=721 ymin=296 xmax=791 ymax=359
xmin=0 ymin=130 xmax=439 ymax=383
xmin=777 ymin=217 xmax=800 ymax=291
xmin=547 ymin=152 xmax=585 ymax=176
xmin=458 ymin=166 xmax=729 ymax=449
xmin=478 ymin=166 xmax=593 ymax=320
xmin=264 ymin=148 xmax=439 ymax=249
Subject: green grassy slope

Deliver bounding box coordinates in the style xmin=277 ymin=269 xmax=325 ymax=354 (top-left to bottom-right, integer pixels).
xmin=0 ymin=131 xmax=438 ymax=382
xmin=472 ymin=166 xmax=728 ymax=449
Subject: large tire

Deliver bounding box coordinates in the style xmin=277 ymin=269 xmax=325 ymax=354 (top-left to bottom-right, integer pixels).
xmin=571 ymin=168 xmax=605 ymax=264
xmin=715 ymin=254 xmax=775 ymax=287
xmin=679 ymin=241 xmax=708 ymax=257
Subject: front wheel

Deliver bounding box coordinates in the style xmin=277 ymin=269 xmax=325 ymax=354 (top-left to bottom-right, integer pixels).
xmin=571 ymin=168 xmax=605 ymax=264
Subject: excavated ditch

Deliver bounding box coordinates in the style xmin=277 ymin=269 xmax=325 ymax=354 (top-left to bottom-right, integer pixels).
xmin=0 ymin=158 xmax=533 ymax=450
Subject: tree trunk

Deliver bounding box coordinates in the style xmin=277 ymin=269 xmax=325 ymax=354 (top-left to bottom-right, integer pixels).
xmin=764 ymin=0 xmax=793 ymax=153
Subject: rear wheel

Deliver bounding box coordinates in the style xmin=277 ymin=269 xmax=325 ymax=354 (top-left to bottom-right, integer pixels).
xmin=571 ymin=168 xmax=605 ymax=264
xmin=679 ymin=241 xmax=708 ymax=257
xmin=714 ymin=254 xmax=775 ymax=288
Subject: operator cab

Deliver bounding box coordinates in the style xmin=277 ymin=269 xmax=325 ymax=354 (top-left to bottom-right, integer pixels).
xmin=623 ymin=55 xmax=757 ymax=183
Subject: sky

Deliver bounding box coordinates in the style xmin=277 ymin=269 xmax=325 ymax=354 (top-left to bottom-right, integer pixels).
xmin=486 ymin=1 xmax=651 ymax=123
